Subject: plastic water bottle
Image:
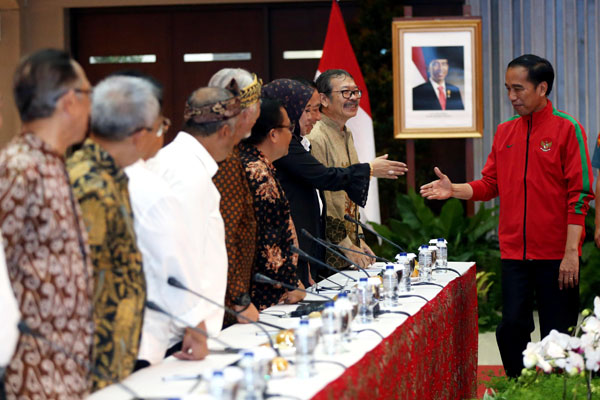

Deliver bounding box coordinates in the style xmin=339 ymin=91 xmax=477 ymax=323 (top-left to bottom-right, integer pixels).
xmin=419 ymin=245 xmax=432 ymax=282
xmin=397 ymin=252 xmax=411 ymax=293
xmin=356 ymin=277 xmax=373 ymax=323
xmin=436 ymin=238 xmax=447 ymax=272
xmin=295 ymin=320 xmax=313 ymax=379
xmin=335 ymin=292 xmax=353 ymax=343
xmin=236 ymin=352 xmax=263 ymax=400
xmin=382 ymin=265 xmax=398 ymax=307
xmin=427 ymin=244 xmax=438 ymax=279
xmin=209 ymin=370 xmax=227 ymax=399
xmin=321 ymin=301 xmax=341 ymax=355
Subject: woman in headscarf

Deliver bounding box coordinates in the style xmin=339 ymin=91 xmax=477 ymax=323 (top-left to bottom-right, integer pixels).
xmin=264 ymin=79 xmax=372 ymax=286
xmin=239 ymin=98 xmax=306 ymax=310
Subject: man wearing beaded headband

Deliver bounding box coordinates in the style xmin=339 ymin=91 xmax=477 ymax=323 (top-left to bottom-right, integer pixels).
xmin=147 ymin=85 xmax=241 ymax=348
xmin=209 ymin=68 xmax=263 ymax=327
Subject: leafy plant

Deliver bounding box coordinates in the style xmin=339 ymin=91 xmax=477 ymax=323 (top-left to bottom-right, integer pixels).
xmin=367 ymin=189 xmax=502 ymax=331
xmin=479 ymin=372 xmax=600 ymax=400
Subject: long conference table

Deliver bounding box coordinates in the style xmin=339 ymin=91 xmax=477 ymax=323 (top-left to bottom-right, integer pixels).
xmin=89 ymin=262 xmax=477 ymax=400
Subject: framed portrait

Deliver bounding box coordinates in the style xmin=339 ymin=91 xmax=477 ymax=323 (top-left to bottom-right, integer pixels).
xmin=392 ymin=18 xmax=483 ymax=139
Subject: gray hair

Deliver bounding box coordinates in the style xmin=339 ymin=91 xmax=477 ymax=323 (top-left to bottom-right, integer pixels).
xmin=91 ymin=76 xmax=159 ymax=141
xmin=208 ymin=68 xmax=254 ymax=89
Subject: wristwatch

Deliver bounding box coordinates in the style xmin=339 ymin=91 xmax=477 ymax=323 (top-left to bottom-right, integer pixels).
xmin=232 ymin=292 xmax=252 ymax=312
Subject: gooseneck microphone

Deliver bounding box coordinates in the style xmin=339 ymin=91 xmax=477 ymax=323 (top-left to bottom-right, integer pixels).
xmin=344 ymin=214 xmax=406 ymax=253
xmin=145 ymin=301 xmax=240 ymax=353
xmin=290 ymin=245 xmax=357 ymax=282
xmin=253 ymin=273 xmax=333 ymax=301
xmin=166 ymin=276 xmax=283 ymax=356
xmin=324 ymin=241 xmax=392 ymax=263
xmin=300 ymin=229 xmax=370 ymax=278
xmin=18 ymin=321 xmax=141 ymax=399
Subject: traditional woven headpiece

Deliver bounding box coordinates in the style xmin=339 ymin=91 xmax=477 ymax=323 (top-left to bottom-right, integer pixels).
xmin=183 ymin=81 xmax=242 ymax=124
xmin=238 ymin=73 xmax=262 ymax=108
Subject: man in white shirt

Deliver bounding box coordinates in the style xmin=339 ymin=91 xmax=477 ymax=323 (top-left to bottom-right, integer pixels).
xmin=111 ymin=73 xmax=209 ymax=365
xmin=147 ymin=86 xmax=242 ymax=353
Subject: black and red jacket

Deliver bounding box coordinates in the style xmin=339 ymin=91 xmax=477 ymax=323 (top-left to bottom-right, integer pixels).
xmin=469 ymin=100 xmax=594 ymax=260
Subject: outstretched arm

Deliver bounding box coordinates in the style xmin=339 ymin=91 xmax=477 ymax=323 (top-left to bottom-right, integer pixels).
xmin=370 ymin=154 xmax=408 ymax=179
xmin=419 ymin=167 xmax=473 ymax=200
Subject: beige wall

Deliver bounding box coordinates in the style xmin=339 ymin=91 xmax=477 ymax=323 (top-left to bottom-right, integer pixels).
xmin=0 ymin=0 xmax=322 ymax=145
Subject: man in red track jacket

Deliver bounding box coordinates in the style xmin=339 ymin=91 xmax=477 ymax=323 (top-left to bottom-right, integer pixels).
xmin=420 ymin=54 xmax=594 ymax=377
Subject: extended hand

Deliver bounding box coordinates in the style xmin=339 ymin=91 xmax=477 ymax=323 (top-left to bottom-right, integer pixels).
xmin=174 ymin=323 xmax=209 ymax=361
xmin=370 ymin=154 xmax=408 ymax=179
xmin=235 ymin=303 xmax=259 ymax=324
xmin=420 ymin=167 xmax=453 ymax=200
xmin=558 ymin=249 xmax=579 ymax=290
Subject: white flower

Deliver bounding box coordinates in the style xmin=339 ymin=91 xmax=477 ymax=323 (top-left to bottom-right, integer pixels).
xmin=584 ymin=348 xmax=600 ymax=371
xmin=545 ymin=340 xmax=567 ymax=359
xmin=537 ymin=357 xmax=553 ymax=373
xmin=594 ymin=296 xmax=600 ymax=318
xmin=580 ymin=332 xmax=595 ymax=349
xmin=565 ymin=351 xmax=584 ymax=375
xmin=582 ymin=316 xmax=600 ymax=335
xmin=523 ymin=342 xmax=542 ymax=369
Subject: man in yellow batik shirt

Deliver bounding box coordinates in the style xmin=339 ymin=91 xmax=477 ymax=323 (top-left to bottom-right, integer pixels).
xmin=67 ymin=76 xmax=161 ymax=390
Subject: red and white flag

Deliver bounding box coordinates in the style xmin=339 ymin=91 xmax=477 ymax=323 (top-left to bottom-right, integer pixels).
xmin=315 ymin=0 xmax=380 ymax=224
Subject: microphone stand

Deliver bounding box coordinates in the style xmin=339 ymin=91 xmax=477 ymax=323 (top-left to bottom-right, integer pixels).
xmin=323 ymin=240 xmax=392 ymax=263
xmin=344 ymin=214 xmax=406 ymax=253
xmin=300 ymin=229 xmax=370 ymax=278
xmin=290 ymin=245 xmax=357 ymax=282
xmin=253 ymin=273 xmax=334 ymax=301
xmin=166 ymin=276 xmax=283 ymax=356
xmin=145 ymin=301 xmax=240 ymax=352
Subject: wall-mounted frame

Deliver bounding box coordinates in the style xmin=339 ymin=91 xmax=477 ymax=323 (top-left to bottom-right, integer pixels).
xmin=392 ymin=17 xmax=483 ymax=139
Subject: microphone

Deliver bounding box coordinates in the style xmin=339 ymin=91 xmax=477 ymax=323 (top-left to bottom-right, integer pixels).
xmin=145 ymin=301 xmax=240 ymax=353
xmin=300 ymin=229 xmax=370 ymax=278
xmin=18 ymin=321 xmax=141 ymax=399
xmin=290 ymin=245 xmax=357 ymax=282
xmin=323 ymin=241 xmax=392 ymax=263
xmin=253 ymin=273 xmax=333 ymax=301
xmin=166 ymin=277 xmax=283 ymax=356
xmin=344 ymin=214 xmax=406 ymax=253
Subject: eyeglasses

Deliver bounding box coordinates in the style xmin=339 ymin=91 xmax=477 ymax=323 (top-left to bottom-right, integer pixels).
xmin=329 ymin=89 xmax=362 ymax=99
xmin=275 ymin=122 xmax=295 ymax=132
xmin=74 ymin=87 xmax=93 ymax=97
xmin=52 ymin=86 xmax=93 ymax=103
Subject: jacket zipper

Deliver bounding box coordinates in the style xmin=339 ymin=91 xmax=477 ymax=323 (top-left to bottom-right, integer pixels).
xmin=522 ymin=116 xmax=532 ymax=260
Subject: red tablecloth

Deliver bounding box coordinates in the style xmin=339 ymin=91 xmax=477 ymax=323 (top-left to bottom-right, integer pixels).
xmin=312 ymin=265 xmax=478 ymax=400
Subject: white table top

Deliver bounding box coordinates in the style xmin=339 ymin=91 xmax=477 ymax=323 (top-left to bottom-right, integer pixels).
xmin=88 ymin=262 xmax=475 ymax=400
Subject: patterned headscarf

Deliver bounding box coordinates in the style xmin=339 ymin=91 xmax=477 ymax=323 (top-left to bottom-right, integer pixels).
xmin=262 ymin=79 xmax=314 ymax=138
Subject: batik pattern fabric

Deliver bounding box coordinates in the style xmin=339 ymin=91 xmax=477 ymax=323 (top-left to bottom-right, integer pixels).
xmin=309 ymin=114 xmax=364 ymax=268
xmin=67 ymin=139 xmax=146 ymax=391
xmin=213 ymin=147 xmax=257 ymax=328
xmin=0 ymin=132 xmax=94 ymax=400
xmin=238 ymin=142 xmax=299 ymax=310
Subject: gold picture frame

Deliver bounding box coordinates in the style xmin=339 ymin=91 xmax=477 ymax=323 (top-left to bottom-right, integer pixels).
xmin=392 ymin=17 xmax=483 ymax=139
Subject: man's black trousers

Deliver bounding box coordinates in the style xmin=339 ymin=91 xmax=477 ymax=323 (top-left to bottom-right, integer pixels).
xmin=495 ymin=259 xmax=579 ymax=377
